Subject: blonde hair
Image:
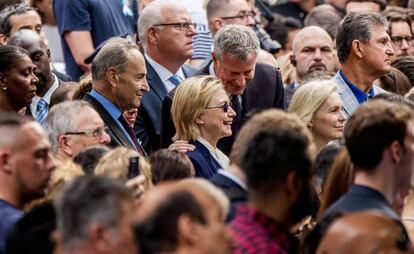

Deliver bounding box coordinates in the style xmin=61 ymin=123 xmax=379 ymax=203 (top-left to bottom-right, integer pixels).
xmin=288 ymin=80 xmax=338 ymax=125
xmin=94 ymin=147 xmax=153 ymax=189
xmin=172 ymin=75 xmax=225 ymax=141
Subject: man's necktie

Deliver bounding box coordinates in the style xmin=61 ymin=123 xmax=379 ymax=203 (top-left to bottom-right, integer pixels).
xmin=118 ymin=115 xmax=145 ymax=156
xmin=36 ymin=98 xmax=48 ymax=124
xmin=231 ymin=95 xmax=241 ymax=135
xmin=169 ymin=74 xmax=183 ymax=86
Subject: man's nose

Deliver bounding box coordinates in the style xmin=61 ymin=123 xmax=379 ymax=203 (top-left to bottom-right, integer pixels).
xmin=100 ymin=131 xmax=111 ymax=145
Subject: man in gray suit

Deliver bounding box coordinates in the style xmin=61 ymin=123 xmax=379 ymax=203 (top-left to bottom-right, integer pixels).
xmin=332 ymin=11 xmax=394 ymax=118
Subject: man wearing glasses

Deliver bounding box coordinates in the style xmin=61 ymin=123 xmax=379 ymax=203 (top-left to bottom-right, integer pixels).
xmin=386 ymin=15 xmax=413 ymax=58
xmin=44 ymin=100 xmax=111 ymax=161
xmin=135 ymin=0 xmax=197 ymax=153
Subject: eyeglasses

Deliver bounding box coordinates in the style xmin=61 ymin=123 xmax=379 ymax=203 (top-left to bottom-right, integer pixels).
xmin=64 ymin=126 xmax=109 ymax=138
xmin=219 ymin=11 xmax=255 ymax=21
xmin=205 ymin=101 xmax=231 ymax=112
xmin=391 ymin=36 xmax=414 ymax=46
xmin=152 ymin=22 xmax=197 ymax=31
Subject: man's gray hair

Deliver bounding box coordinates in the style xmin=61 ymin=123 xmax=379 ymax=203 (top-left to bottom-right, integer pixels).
xmin=214 ymin=24 xmax=260 ymax=60
xmin=55 ymin=176 xmax=132 ymax=251
xmin=43 ymin=101 xmax=94 ymax=154
xmin=91 ymin=37 xmax=140 ymax=80
xmin=336 ymin=11 xmax=388 ymax=64
xmin=137 ymin=0 xmax=185 ymax=49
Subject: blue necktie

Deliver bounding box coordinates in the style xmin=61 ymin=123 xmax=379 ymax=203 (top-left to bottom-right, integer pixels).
xmin=36 ymin=98 xmax=48 ymax=124
xmin=169 ymin=74 xmax=183 ymax=86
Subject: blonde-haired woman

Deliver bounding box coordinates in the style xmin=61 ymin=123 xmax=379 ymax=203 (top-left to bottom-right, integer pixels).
xmin=288 ymin=80 xmax=345 ymax=151
xmin=172 ymin=75 xmax=236 ymax=178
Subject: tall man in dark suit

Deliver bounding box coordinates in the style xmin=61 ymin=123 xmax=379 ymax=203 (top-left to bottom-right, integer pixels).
xmin=136 ymin=0 xmax=196 ymax=153
xmin=323 ymin=100 xmax=414 ymax=220
xmin=163 ymin=25 xmax=284 ymax=155
xmin=83 ymin=37 xmax=149 ymax=154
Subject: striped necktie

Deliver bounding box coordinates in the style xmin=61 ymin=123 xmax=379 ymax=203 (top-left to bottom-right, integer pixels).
xmin=169 ymin=74 xmax=183 ymax=86
xmin=36 ymin=98 xmax=48 ymax=124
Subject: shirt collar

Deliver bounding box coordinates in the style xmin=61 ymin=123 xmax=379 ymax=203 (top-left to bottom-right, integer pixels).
xmin=90 ymin=89 xmax=122 ymax=120
xmin=339 ymin=70 xmax=374 ymax=104
xmin=30 ymin=73 xmax=59 ymax=116
xmin=145 ymin=53 xmax=185 ymax=82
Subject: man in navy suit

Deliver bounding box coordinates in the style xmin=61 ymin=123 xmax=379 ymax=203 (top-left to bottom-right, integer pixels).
xmin=83 ymin=37 xmax=149 ymax=154
xmin=323 ymin=100 xmax=414 ymax=220
xmin=136 ymin=0 xmax=196 ymax=153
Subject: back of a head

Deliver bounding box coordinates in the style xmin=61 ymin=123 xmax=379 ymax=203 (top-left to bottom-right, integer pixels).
xmin=241 ymin=129 xmax=311 ymax=194
xmin=392 ymin=55 xmax=414 ymax=86
xmin=149 ymin=149 xmax=194 ymax=184
xmin=378 ymin=67 xmax=412 ymax=95
xmin=304 ymin=4 xmax=342 ymax=39
xmin=315 ymin=211 xmax=412 ymax=254
xmin=0 ymin=113 xmax=30 ymax=151
xmin=55 ymin=176 xmax=132 ymax=252
xmin=230 ymin=109 xmax=314 ymax=167
xmin=49 ymin=83 xmax=80 ymax=107
xmin=336 ymin=11 xmax=387 ymax=64
xmin=346 ymin=0 xmax=387 ymax=12
xmin=0 ymin=44 xmax=27 ymax=73
xmin=73 ymin=145 xmax=110 ymax=175
xmin=214 ymin=24 xmax=260 ymax=60
xmin=345 ymin=99 xmax=414 ymax=170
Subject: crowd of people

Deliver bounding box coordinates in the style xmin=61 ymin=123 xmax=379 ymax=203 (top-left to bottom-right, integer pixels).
xmin=2 ymin=0 xmax=414 ymax=253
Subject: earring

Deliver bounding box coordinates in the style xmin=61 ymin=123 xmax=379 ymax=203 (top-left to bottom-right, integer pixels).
xmin=1 ymin=85 xmax=7 ymax=91
xmin=196 ymin=120 xmax=204 ymax=125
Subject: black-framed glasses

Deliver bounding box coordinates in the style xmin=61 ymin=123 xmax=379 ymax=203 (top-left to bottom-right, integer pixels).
xmin=219 ymin=11 xmax=255 ymax=21
xmin=205 ymin=101 xmax=231 ymax=112
xmin=64 ymin=126 xmax=109 ymax=138
xmin=391 ymin=36 xmax=414 ymax=46
xmin=152 ymin=22 xmax=197 ymax=31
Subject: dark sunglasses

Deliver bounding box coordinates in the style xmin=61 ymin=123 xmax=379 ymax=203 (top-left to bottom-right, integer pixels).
xmin=205 ymin=101 xmax=231 ymax=112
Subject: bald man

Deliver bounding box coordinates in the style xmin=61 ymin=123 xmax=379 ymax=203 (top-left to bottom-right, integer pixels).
xmin=315 ymin=211 xmax=413 ymax=254
xmin=135 ymin=180 xmax=233 ymax=254
xmin=284 ymin=26 xmax=336 ymax=109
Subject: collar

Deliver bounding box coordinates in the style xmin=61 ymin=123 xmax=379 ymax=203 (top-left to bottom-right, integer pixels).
xmin=196 ymin=137 xmax=229 ymax=170
xmin=90 ymin=89 xmax=122 ymax=120
xmin=145 ymin=53 xmax=185 ymax=82
xmin=339 ymin=70 xmax=374 ymax=104
xmin=217 ymin=169 xmax=246 ymax=190
xmin=30 ymin=73 xmax=59 ymax=117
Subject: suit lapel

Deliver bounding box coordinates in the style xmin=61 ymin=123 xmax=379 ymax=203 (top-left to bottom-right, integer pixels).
xmin=145 ymin=58 xmax=168 ymax=101
xmin=333 ymin=72 xmax=359 ymax=118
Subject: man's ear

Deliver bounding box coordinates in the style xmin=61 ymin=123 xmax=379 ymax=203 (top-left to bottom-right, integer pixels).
xmin=147 ymin=27 xmax=158 ymax=46
xmin=46 ymin=48 xmax=52 ymax=62
xmin=389 ymin=140 xmax=403 ymax=164
xmin=106 ymin=68 xmax=119 ymax=88
xmin=0 ymin=150 xmax=12 ymax=174
xmin=212 ymin=18 xmax=224 ymax=34
xmin=284 ymin=171 xmax=303 ymax=199
xmin=177 ymin=214 xmax=200 ymax=246
xmin=0 ymin=33 xmax=8 ymax=45
xmin=59 ymin=135 xmax=74 ymax=158
xmin=351 ymin=40 xmax=364 ymax=59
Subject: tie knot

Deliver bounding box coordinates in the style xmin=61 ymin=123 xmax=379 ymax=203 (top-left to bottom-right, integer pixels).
xmin=169 ymin=74 xmax=183 ymax=86
xmin=37 ymin=99 xmax=47 ymax=111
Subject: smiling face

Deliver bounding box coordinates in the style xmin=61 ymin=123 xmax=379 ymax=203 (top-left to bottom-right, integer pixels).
xmin=113 ymin=49 xmax=148 ymax=111
xmin=2 ymin=54 xmax=38 ymax=111
xmin=361 ymin=25 xmax=395 ymax=76
xmin=199 ymin=88 xmax=235 ymax=146
xmin=213 ymin=52 xmax=256 ymax=96
xmin=310 ymin=92 xmax=345 ymax=145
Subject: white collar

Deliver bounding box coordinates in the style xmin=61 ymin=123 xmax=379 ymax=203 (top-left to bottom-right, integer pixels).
xmin=145 ymin=53 xmax=185 ymax=82
xmin=30 ymin=73 xmax=59 ymax=117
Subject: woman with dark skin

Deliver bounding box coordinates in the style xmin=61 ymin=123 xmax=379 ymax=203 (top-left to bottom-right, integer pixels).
xmin=0 ymin=45 xmax=38 ymax=113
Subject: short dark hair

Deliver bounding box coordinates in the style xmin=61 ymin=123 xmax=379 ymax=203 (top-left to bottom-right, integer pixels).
xmin=0 ymin=45 xmax=28 ymax=73
xmin=0 ymin=4 xmax=35 ymax=37
xmin=336 ymin=12 xmax=387 ymax=64
xmin=149 ymin=149 xmax=194 ymax=185
xmin=377 ymin=67 xmax=411 ymax=95
xmin=344 ymin=99 xmax=414 ymax=170
xmin=241 ymin=130 xmax=312 ymax=193
xmin=73 ymin=146 xmax=110 ymax=175
xmin=135 ymin=190 xmax=206 ymax=254
xmin=392 ymin=55 xmax=414 ymax=86
xmin=55 ymin=176 xmax=132 ymax=251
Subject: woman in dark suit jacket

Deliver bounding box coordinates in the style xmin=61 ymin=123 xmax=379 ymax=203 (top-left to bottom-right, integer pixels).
xmin=172 ymin=76 xmax=235 ymax=179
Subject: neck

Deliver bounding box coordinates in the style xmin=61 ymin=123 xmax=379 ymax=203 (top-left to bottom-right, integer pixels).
xmin=354 ymin=168 xmax=393 ymax=203
xmin=249 ymin=192 xmax=291 ymax=228
xmin=92 ymin=81 xmax=119 ymax=108
xmin=0 ymin=179 xmax=22 ymax=209
xmin=312 ymin=132 xmax=330 ymax=152
xmin=341 ymin=62 xmax=379 ymax=93
xmin=198 ymin=132 xmax=219 ymax=148
xmin=37 ymin=74 xmax=55 ymax=97
xmin=146 ymin=50 xmax=185 ymax=74
xmin=0 ymin=93 xmax=19 ymax=112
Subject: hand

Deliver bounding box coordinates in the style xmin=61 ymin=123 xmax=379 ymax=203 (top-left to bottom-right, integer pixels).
xmin=168 ymin=140 xmax=195 ymax=153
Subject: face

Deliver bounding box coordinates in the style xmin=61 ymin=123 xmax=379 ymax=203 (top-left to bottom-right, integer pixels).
xmin=346 ymin=2 xmax=381 ymax=13
xmin=113 ymin=49 xmax=148 ymax=111
xmin=106 ymin=200 xmax=138 ymax=254
xmin=123 ymin=108 xmax=138 ymax=128
xmin=23 ymin=39 xmax=51 ymax=89
xmin=361 ymin=25 xmax=395 ymax=77
xmin=213 ymin=52 xmax=256 ymax=95
xmin=199 ymin=89 xmax=236 ymax=144
xmin=390 ymin=21 xmax=413 ymax=57
xmin=9 ymin=10 xmax=42 ymax=35
xmin=293 ymin=31 xmax=335 ymax=81
xmin=217 ymin=0 xmax=255 ymax=29
xmin=2 ymin=54 xmax=38 ymax=111
xmin=196 ymin=195 xmax=233 ymax=254
xmin=396 ymin=120 xmax=414 ymax=200
xmin=65 ymin=107 xmax=111 ymax=157
xmin=152 ymin=6 xmax=195 ymax=62
xmin=10 ymin=122 xmax=55 ymax=201
xmin=310 ymin=92 xmax=345 ymax=142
